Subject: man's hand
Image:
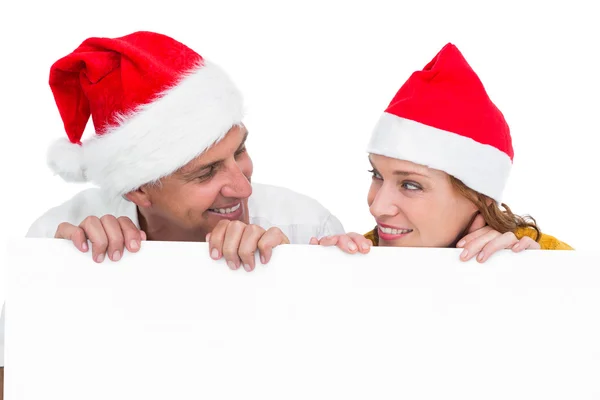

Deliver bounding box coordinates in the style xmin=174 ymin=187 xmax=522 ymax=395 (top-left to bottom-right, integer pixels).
xmin=206 ymin=220 xmax=290 ymax=272
xmin=54 ymin=216 xmax=146 ymax=263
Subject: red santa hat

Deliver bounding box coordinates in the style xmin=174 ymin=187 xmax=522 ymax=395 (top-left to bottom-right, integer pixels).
xmin=367 ymin=43 xmax=513 ymax=202
xmin=47 ymin=31 xmax=244 ymax=196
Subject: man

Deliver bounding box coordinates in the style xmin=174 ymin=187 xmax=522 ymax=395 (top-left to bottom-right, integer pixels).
xmin=0 ymin=30 xmax=344 ymax=387
xmin=25 ymin=30 xmax=345 ymax=265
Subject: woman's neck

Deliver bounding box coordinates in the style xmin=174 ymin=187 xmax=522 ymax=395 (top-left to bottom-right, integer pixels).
xmin=447 ymin=211 xmax=481 ymax=248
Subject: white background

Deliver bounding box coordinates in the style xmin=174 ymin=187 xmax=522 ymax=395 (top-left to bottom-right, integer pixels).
xmin=1 ymin=0 xmax=599 ymax=305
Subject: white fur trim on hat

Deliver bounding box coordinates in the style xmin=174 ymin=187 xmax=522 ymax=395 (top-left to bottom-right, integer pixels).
xmin=367 ymin=112 xmax=512 ymax=202
xmin=47 ymin=137 xmax=88 ymax=182
xmin=46 ymin=60 xmax=244 ymax=197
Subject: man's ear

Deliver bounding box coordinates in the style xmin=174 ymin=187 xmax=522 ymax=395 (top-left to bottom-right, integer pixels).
xmin=125 ymin=187 xmax=152 ymax=208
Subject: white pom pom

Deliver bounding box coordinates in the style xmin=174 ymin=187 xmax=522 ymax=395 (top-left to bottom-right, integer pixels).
xmin=46 ymin=138 xmax=88 ymax=182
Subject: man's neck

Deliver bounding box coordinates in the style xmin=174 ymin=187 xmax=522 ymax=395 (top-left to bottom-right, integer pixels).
xmin=137 ymin=207 xmax=207 ymax=242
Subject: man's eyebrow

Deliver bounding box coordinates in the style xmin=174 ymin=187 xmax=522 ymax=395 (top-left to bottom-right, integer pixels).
xmin=236 ymin=130 xmax=249 ymax=151
xmin=179 ymin=161 xmax=220 ymax=180
xmin=180 ymin=130 xmax=249 ymax=179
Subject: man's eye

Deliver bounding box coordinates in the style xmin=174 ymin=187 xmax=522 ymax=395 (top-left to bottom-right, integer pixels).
xmin=235 ymin=147 xmax=247 ymax=157
xmin=196 ymin=168 xmax=215 ymax=181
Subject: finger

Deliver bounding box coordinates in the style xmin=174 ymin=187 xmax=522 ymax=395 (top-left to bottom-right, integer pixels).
xmin=456 ymin=226 xmax=493 ymax=249
xmin=117 ymin=217 xmax=143 ymax=253
xmin=208 ymin=220 xmax=230 ymax=261
xmin=477 ymin=232 xmax=518 ymax=263
xmin=222 ymin=221 xmax=246 ymax=270
xmin=334 ymin=235 xmax=361 ymax=254
xmin=238 ymin=225 xmax=265 ymax=271
xmin=512 ymin=237 xmax=541 ymax=252
xmin=347 ymin=233 xmax=373 ymax=254
xmin=317 ymin=235 xmax=340 ymax=247
xmin=100 ymin=215 xmax=125 ymax=262
xmin=55 ymin=222 xmax=89 ymax=253
xmin=257 ymin=228 xmax=290 ymax=265
xmin=460 ymin=229 xmax=501 ymax=261
xmin=79 ymin=217 xmax=109 ymax=263
xmin=309 ymin=237 xmax=319 ymax=245
xmin=141 ymin=230 xmax=147 ymax=241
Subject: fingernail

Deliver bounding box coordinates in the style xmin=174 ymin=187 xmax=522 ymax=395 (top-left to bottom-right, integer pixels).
xmin=361 ymin=243 xmax=370 ymax=250
xmin=513 ymin=243 xmax=520 ymax=250
xmin=211 ymin=248 xmax=219 ymax=259
xmin=96 ymin=253 xmax=105 ymax=263
xmin=348 ymin=242 xmax=357 ymax=252
xmin=227 ymin=261 xmax=236 ymax=270
xmin=113 ymin=251 xmax=121 ymax=261
xmin=261 ymin=255 xmax=266 ymax=264
xmin=461 ymin=249 xmax=469 ymax=259
xmin=130 ymin=240 xmax=139 ymax=250
xmin=457 ymin=239 xmax=466 ymax=248
xmin=244 ymin=264 xmax=251 ymax=272
xmin=81 ymin=242 xmax=88 ymax=252
xmin=477 ymin=252 xmax=484 ymax=262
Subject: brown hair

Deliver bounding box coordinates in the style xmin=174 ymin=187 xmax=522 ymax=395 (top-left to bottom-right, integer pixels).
xmin=449 ymin=176 xmax=541 ymax=242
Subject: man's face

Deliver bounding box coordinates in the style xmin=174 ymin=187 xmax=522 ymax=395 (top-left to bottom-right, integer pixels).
xmin=139 ymin=124 xmax=253 ymax=238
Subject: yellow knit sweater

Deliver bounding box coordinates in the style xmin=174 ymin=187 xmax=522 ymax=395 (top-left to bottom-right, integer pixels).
xmin=364 ymin=227 xmax=573 ymax=250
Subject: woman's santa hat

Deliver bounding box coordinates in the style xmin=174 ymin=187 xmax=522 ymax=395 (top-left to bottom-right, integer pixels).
xmin=367 ymin=43 xmax=513 ymax=202
xmin=47 ymin=31 xmax=244 ymax=197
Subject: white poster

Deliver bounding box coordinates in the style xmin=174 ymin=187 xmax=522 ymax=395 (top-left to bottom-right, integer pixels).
xmin=4 ymin=239 xmax=599 ymax=399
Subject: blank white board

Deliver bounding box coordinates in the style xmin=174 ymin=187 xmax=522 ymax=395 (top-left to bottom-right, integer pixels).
xmin=4 ymin=238 xmax=599 ymax=399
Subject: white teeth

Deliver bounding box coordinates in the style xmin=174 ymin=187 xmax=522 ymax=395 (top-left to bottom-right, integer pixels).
xmin=380 ymin=226 xmax=412 ymax=235
xmin=211 ymin=203 xmax=241 ymax=214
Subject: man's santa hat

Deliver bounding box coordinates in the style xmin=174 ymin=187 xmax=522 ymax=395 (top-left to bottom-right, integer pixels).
xmin=47 ymin=31 xmax=244 ymax=197
xmin=367 ymin=43 xmax=513 ymax=202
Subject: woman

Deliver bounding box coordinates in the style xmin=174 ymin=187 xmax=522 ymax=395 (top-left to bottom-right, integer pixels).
xmin=310 ymin=43 xmax=572 ymax=262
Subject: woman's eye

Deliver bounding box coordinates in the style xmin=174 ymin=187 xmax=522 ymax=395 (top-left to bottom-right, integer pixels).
xmin=402 ymin=182 xmax=422 ymax=191
xmin=369 ymin=169 xmax=382 ymax=180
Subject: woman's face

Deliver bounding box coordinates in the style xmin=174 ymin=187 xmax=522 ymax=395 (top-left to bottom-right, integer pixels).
xmin=367 ymin=154 xmax=478 ymax=247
